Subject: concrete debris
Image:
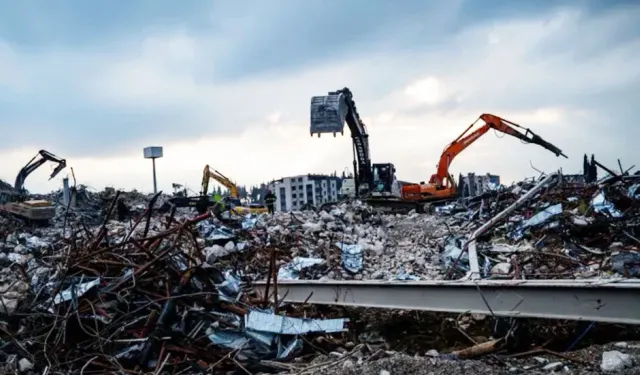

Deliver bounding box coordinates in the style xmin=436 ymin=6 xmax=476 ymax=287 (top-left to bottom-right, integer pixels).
xmin=247 ymin=173 xmax=640 ymax=281
xmin=601 ymin=350 xmax=635 ymax=372
xmin=541 ymin=361 xmax=563 ymax=371
xmin=1 ymin=171 xmax=640 ymax=373
xmin=18 ymin=358 xmax=33 ymax=373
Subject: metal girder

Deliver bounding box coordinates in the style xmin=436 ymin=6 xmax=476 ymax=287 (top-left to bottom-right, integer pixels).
xmin=254 ymin=279 xmax=640 ymax=325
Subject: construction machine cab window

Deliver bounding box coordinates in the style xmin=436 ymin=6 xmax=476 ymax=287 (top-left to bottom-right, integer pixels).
xmin=373 ymin=164 xmax=395 ymax=194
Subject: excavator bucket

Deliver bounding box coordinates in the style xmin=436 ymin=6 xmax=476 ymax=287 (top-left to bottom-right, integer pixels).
xmin=310 ymin=93 xmax=346 ymax=137
xmin=49 ymin=162 xmax=67 ymax=180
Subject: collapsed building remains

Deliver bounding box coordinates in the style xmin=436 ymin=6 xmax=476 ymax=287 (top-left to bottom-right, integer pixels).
xmin=1 ymin=161 xmax=640 ymax=374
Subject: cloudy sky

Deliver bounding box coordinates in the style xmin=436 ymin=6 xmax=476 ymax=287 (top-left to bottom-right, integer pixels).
xmin=0 ymin=0 xmax=638 ymax=194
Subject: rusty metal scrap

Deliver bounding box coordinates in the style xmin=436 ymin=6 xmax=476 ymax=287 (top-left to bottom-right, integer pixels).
xmin=437 ymin=168 xmax=640 ymax=281
xmin=2 ymin=163 xmax=640 ymax=374
xmin=0 ymin=193 xmax=346 ymax=374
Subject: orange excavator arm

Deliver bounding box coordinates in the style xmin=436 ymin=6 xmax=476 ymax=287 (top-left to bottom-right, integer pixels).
xmin=403 ymin=113 xmax=566 ymax=200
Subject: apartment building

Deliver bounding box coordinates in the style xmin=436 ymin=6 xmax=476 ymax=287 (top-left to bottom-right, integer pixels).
xmin=267 ymin=174 xmax=342 ymax=212
xmin=458 ymin=173 xmax=501 ymax=197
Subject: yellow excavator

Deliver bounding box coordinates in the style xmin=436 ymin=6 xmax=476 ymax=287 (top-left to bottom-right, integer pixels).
xmin=164 ymin=165 xmax=267 ymax=215
xmin=201 ymin=165 xmax=268 ymax=215
xmin=0 ymin=150 xmax=67 ymax=222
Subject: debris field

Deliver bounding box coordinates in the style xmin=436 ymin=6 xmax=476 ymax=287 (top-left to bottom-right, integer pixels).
xmin=1 ymin=170 xmax=640 ymax=374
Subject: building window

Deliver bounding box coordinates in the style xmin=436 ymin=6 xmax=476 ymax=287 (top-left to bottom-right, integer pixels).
xmin=292 ymin=186 xmax=296 ymax=191
xmin=279 ymin=187 xmax=286 ymax=211
xmin=298 ymin=177 xmax=303 ymax=182
xmin=292 ymin=193 xmax=297 ymax=198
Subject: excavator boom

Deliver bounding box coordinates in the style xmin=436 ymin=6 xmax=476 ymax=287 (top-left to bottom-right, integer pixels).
xmin=193 ymin=165 xmax=266 ymax=215
xmin=201 ymin=165 xmax=239 ymax=198
xmin=1 ymin=149 xmax=67 ymax=222
xmin=309 ymin=87 xmax=425 ymax=213
xmin=14 ymin=150 xmax=67 ymax=193
xmin=310 ymin=88 xmax=403 ymax=199
xmin=311 ymin=88 xmax=372 ymax=194
xmin=479 ymin=114 xmax=567 ymax=158
xmin=403 ymin=114 xmax=566 ymax=202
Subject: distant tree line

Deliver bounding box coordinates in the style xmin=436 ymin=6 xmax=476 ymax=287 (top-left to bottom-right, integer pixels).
xmin=215 ymin=172 xmax=349 ymax=202
xmin=216 ymin=183 xmax=268 ymax=202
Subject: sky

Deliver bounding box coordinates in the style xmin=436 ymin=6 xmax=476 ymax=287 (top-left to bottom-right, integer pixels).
xmin=0 ymin=0 xmax=639 ymax=195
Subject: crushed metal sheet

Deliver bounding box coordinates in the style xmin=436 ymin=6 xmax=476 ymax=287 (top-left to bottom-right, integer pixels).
xmin=337 ymin=242 xmax=363 ymax=273
xmin=207 ymin=330 xmax=250 ymax=350
xmin=278 ymin=257 xmax=325 ymax=280
xmin=245 ymin=310 xmax=348 ymax=335
xmin=592 ymin=191 xmax=623 ymax=217
xmin=52 ymin=278 xmax=101 ymax=305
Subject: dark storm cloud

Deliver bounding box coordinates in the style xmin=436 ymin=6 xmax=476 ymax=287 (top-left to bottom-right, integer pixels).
xmin=0 ymin=0 xmax=213 ymax=48
xmin=0 ymin=0 xmax=638 ymax=158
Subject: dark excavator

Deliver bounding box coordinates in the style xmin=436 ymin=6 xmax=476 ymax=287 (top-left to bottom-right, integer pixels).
xmin=0 ymin=150 xmax=67 ymax=221
xmin=310 ymin=87 xmax=421 ymax=212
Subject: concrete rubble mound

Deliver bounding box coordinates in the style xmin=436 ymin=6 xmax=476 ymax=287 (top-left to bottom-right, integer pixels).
xmin=1 ymin=173 xmax=639 ymax=374
xmin=246 ymin=173 xmax=640 ymax=282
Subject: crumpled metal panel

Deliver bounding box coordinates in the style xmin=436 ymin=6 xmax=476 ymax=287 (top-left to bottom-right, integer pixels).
xmin=245 ymin=310 xmax=348 ymax=335
xmin=592 ymin=191 xmax=623 ymax=217
xmin=337 ymin=242 xmax=363 ymax=273
xmin=310 ymin=93 xmax=346 ymax=136
xmin=278 ymin=257 xmax=324 ymax=280
xmin=523 ymin=203 xmax=563 ymax=228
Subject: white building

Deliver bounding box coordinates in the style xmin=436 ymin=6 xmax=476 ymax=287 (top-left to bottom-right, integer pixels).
xmin=459 ymin=173 xmax=500 ymax=197
xmin=267 ymin=174 xmax=341 ymax=212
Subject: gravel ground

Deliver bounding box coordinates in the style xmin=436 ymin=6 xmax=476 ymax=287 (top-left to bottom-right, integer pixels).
xmin=274 ymin=342 xmax=640 ymax=375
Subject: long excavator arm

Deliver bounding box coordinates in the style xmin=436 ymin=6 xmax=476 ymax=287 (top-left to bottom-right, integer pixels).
xmin=310 ymin=88 xmax=374 ymax=194
xmin=201 ymin=165 xmax=239 ymax=198
xmin=14 ymin=150 xmax=67 ymax=193
xmin=403 ymin=114 xmax=566 ymax=200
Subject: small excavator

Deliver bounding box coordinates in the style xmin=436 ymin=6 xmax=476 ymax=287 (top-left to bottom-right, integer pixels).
xmin=200 ymin=165 xmax=267 ymax=215
xmin=167 ymin=166 xmax=267 ymax=215
xmin=401 ymin=113 xmax=567 ymax=205
xmin=0 ymin=150 xmax=67 ymax=221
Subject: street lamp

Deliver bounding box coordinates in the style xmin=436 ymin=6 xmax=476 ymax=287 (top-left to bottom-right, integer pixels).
xmin=143 ymin=146 xmax=163 ymax=194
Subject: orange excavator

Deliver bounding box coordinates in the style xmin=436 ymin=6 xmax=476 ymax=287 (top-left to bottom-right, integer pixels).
xmin=402 ymin=113 xmax=567 ymax=201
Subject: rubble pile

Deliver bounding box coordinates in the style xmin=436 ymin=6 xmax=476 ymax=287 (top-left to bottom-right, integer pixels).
xmin=435 ymin=173 xmax=640 ymax=280
xmin=249 ymin=174 xmax=640 ymax=281
xmin=247 ymin=202 xmax=447 ymax=281
xmin=1 ymin=172 xmax=640 ymax=373
xmin=0 ymin=195 xmax=350 ymax=374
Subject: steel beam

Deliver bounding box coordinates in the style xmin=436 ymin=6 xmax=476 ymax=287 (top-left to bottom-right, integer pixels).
xmin=254 ymin=279 xmax=640 ymax=325
xmin=467 ymin=172 xmax=559 ymax=280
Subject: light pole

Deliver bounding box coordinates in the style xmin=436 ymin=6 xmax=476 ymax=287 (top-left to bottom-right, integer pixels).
xmin=143 ymin=146 xmax=163 ymax=194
